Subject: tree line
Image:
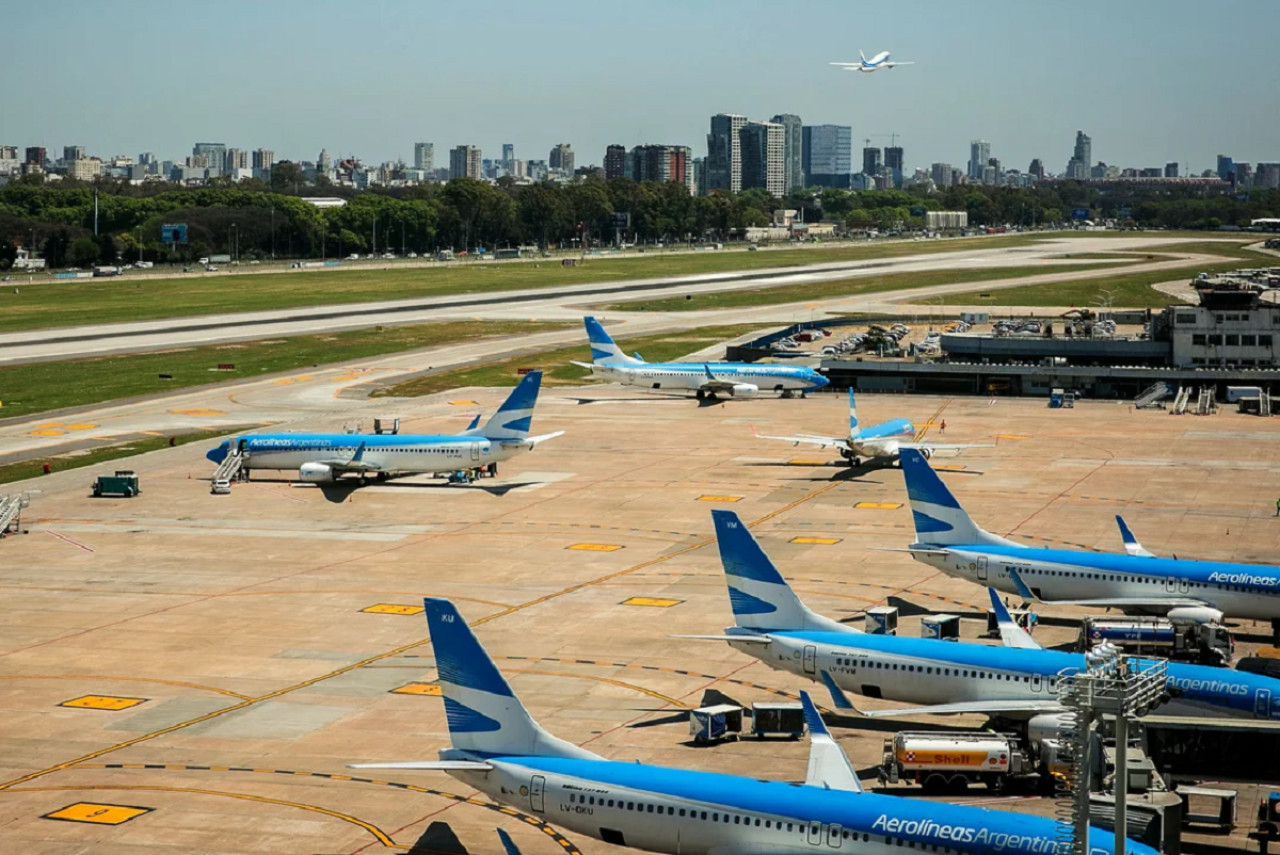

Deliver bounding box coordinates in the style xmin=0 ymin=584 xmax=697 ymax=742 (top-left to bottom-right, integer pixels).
xmin=1 ymin=171 xmax=1277 ymax=268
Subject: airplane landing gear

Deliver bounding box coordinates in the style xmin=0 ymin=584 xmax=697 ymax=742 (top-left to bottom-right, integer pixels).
xmin=696 ymin=390 xmax=706 ymax=401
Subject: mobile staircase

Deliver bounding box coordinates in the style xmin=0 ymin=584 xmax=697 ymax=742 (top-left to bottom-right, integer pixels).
xmin=1134 ymin=382 xmax=1173 ymax=410
xmin=1192 ymin=387 xmax=1218 ymax=416
xmin=213 ymin=447 xmax=246 ymax=483
xmin=0 ymin=493 xmax=30 ymax=537
xmin=1171 ymin=386 xmax=1192 ymax=415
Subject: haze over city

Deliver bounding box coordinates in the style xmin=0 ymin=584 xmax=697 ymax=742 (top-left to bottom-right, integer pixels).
xmin=6 ymin=0 xmax=1279 ymax=173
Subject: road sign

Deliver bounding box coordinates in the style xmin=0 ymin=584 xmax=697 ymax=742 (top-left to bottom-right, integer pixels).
xmin=161 ymin=223 xmax=188 ymax=244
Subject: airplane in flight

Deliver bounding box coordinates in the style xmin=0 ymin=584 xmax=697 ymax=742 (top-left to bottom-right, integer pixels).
xmin=692 ymin=510 xmax=1280 ymax=721
xmin=350 ymin=597 xmax=1155 ymax=855
xmin=755 ymin=388 xmax=990 ymax=466
xmin=575 ymin=317 xmax=828 ymax=400
xmin=830 ymin=50 xmax=915 ymax=73
xmin=204 ymin=371 xmax=561 ymax=483
xmin=898 ymin=449 xmax=1280 ymax=629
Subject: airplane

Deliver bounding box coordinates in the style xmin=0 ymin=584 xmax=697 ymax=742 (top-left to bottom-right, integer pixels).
xmin=690 ymin=509 xmax=1280 ymax=721
xmin=898 ymin=448 xmax=1280 ymax=629
xmin=755 ymin=388 xmax=991 ymax=466
xmin=574 ymin=317 xmax=829 ymax=400
xmin=830 ymin=50 xmax=915 ymax=73
xmin=349 ymin=597 xmax=1156 ymax=855
xmin=204 ymin=371 xmax=562 ymax=484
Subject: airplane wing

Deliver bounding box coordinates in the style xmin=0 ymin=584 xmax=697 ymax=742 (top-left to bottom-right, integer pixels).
xmin=1116 ymin=515 xmax=1156 ymax=558
xmin=829 ymin=61 xmax=861 ymax=66
xmin=988 ymin=588 xmax=1041 ymax=650
xmin=754 ymin=431 xmax=848 ymax=450
xmin=884 ymin=61 xmax=916 ymax=67
xmin=670 ymin=633 xmax=773 ymax=644
xmin=819 ymin=668 xmax=1060 ymax=717
xmin=317 ymin=442 xmax=382 ymax=472
xmin=347 ymin=760 xmax=495 ymax=771
xmin=799 ymin=691 xmax=864 ymax=793
xmin=1006 ymin=568 xmax=1207 ymax=610
xmin=699 ymin=365 xmax=747 ymax=395
xmin=504 ymin=430 xmax=564 ymax=449
xmin=896 ymin=441 xmax=994 ymax=452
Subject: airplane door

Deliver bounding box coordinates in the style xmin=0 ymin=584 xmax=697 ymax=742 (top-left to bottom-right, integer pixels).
xmin=470 ymin=442 xmax=481 ymax=463
xmin=1257 ymin=689 xmax=1272 ymax=719
xmin=803 ymin=645 xmax=817 ymax=675
xmin=807 ymin=822 xmax=822 ymax=846
xmin=1165 ymin=576 xmax=1177 ymax=594
xmin=976 ymin=556 xmax=988 ymax=582
xmin=826 ymin=823 xmax=844 ymax=848
xmin=1178 ymin=578 xmax=1189 ymax=594
xmin=529 ymin=775 xmax=545 ymax=813
xmin=1031 ymin=674 xmax=1043 ymax=692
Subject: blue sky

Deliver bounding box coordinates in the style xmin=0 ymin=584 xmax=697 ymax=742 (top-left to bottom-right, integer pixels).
xmin=7 ymin=0 xmax=1278 ymax=176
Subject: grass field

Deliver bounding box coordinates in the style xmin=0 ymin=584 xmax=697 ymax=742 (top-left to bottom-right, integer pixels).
xmin=0 ymin=427 xmax=243 ymax=487
xmin=375 ymin=323 xmax=780 ymax=398
xmin=0 ymin=320 xmax=568 ymax=419
xmin=0 ymin=232 xmax=1163 ymax=334
xmin=591 ymin=262 xmax=1129 ymax=313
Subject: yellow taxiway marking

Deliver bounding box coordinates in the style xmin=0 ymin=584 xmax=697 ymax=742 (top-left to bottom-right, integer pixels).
xmin=567 ymin=543 xmax=623 ymax=552
xmin=169 ymin=408 xmax=226 ymax=417
xmin=391 ymin=682 xmax=442 ymax=696
xmin=697 ymin=495 xmax=742 ymax=502
xmin=65 ymin=423 xmax=98 ymax=430
xmin=788 ymin=459 xmax=828 ymax=466
xmin=790 ymin=536 xmax=842 ymax=545
xmin=361 ymin=603 xmax=424 ymax=615
xmin=30 ymin=429 xmax=65 ymax=436
xmin=621 ymin=596 xmax=683 ymax=608
xmin=43 ymin=801 xmax=152 ymax=825
xmin=60 ymin=695 xmax=147 ymax=711
xmin=855 ymin=502 xmax=903 ymax=510
xmin=449 ymin=399 xmax=479 ymax=406
xmin=995 ymin=434 xmax=1029 ymax=440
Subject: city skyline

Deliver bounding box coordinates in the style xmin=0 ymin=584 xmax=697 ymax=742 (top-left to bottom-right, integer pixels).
xmin=4 ymin=0 xmax=1278 ymax=177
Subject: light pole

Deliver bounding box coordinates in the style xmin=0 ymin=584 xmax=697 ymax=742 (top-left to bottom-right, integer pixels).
xmin=230 ymin=223 xmax=238 ymax=264
xmin=271 ymin=207 xmax=276 ymax=261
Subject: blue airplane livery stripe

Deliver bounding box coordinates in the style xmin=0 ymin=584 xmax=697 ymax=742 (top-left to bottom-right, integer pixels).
xmin=728 ymin=586 xmax=777 ymax=615
xmin=856 ymin=418 xmax=916 ymax=440
xmin=426 ymin=598 xmax=516 ymax=697
xmin=945 ymin=544 xmax=1280 ymax=589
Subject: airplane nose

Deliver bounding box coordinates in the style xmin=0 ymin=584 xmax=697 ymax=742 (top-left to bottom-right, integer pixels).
xmin=811 ymin=372 xmax=830 ymax=389
xmin=206 ymin=442 xmax=228 ymax=464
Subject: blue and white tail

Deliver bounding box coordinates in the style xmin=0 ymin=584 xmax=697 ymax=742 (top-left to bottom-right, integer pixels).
xmin=712 ymin=510 xmax=854 ymax=634
xmin=425 ymin=598 xmax=600 ymax=760
xmin=847 ymin=388 xmax=862 ymax=440
xmin=584 ymin=317 xmax=643 ymax=366
xmin=463 ymin=371 xmax=543 ymax=440
xmin=899 ymin=449 xmax=1017 ymax=548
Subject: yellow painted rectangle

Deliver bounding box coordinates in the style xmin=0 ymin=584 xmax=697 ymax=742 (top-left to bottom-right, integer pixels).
xmin=995 ymin=434 xmax=1029 ymax=440
xmin=44 ymin=803 xmax=152 ymax=825
xmin=855 ymin=502 xmax=903 ymax=510
xmin=790 ymin=536 xmax=842 ymax=545
xmin=362 ymin=603 xmax=425 ymax=615
xmin=60 ymin=695 xmax=147 ymax=711
xmin=567 ymin=543 xmax=624 ymax=552
xmin=931 ymin=464 xmax=968 ymax=472
xmin=788 ymin=459 xmax=828 ymax=466
xmin=621 ymin=597 xmax=683 ymax=608
xmin=697 ymin=495 xmax=742 ymax=503
xmin=449 ymin=399 xmax=478 ymax=406
xmin=392 ymin=682 xmax=443 ymax=696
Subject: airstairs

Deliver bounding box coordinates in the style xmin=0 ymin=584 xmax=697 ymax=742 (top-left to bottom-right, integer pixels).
xmin=1134 ymin=382 xmax=1173 ymax=410
xmin=1171 ymin=387 xmax=1192 ymax=415
xmin=1192 ymin=387 xmax=1218 ymax=416
xmin=213 ymin=448 xmax=246 ymax=483
xmin=0 ymin=493 xmax=30 ymax=537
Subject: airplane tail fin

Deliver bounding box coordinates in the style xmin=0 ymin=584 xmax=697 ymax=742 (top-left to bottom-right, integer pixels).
xmin=584 ymin=316 xmax=643 ymax=366
xmin=847 ymin=388 xmax=862 ymax=440
xmin=424 ymin=598 xmax=600 ymax=760
xmin=712 ymin=510 xmax=854 ymax=634
xmin=899 ymin=449 xmax=1018 ymax=548
xmin=465 ymin=371 xmax=543 ymax=440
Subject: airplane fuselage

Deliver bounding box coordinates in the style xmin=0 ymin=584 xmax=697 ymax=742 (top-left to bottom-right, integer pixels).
xmin=209 ymin=433 xmax=526 ymax=477
xmin=732 ymin=630 xmax=1280 ymax=720
xmin=445 ymin=755 xmax=1133 ymax=855
xmin=590 ymin=361 xmax=824 ymax=395
xmin=914 ymin=545 xmax=1280 ymax=622
xmin=847 ymin=418 xmax=916 ymax=460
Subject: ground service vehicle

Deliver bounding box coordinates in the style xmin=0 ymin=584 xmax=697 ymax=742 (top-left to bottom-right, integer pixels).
xmin=92 ymin=470 xmax=141 ymax=498
xmin=879 ymin=731 xmax=1042 ymax=793
xmin=1077 ymin=615 xmax=1233 ymax=665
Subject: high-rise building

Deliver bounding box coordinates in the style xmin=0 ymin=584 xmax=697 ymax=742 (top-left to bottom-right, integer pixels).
xmin=628 ymin=145 xmax=690 ymax=186
xmin=0 ymin=146 xmax=17 ymax=160
xmin=227 ymin=148 xmax=249 ymax=170
xmin=739 ymin=122 xmax=785 ymax=197
xmin=1164 ymin=162 xmax=1179 ymax=178
xmin=252 ymin=148 xmax=274 ymax=171
xmin=930 ymin=162 xmax=953 ymax=188
xmin=193 ymin=142 xmax=227 ymax=176
xmin=1064 ymin=131 xmax=1091 ymax=180
xmin=968 ymin=140 xmax=990 ymax=181
xmin=413 ymin=143 xmax=434 ymax=171
xmin=1216 ymin=154 xmax=1235 ymax=183
xmin=884 ymin=146 xmax=904 ymax=188
xmin=770 ymin=113 xmax=803 ymax=192
xmin=801 ymin=125 xmax=852 ymax=188
xmin=1028 ymin=158 xmax=1045 ymax=180
xmin=706 ymin=113 xmax=746 ymax=193
xmin=450 ymin=145 xmax=482 ymax=180
xmin=24 ymin=147 xmax=46 ymax=168
xmin=63 ymin=145 xmax=86 ymax=163
xmin=604 ymin=144 xmax=626 ymax=180
xmin=502 ymin=143 xmax=514 ymax=164
xmin=317 ymin=149 xmax=332 ymax=178
xmin=862 ymin=146 xmax=882 ymax=178
xmin=549 ymin=143 xmax=574 ymax=172
xmin=1256 ymin=163 xmax=1280 ymax=190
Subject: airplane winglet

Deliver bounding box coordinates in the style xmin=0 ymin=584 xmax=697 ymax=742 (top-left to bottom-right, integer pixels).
xmin=351 ymin=441 xmax=366 ymax=462
xmin=704 ymin=363 xmax=716 ymax=380
xmin=819 ymin=669 xmax=855 ymax=711
xmin=1116 ymin=515 xmax=1156 ymax=558
xmin=1006 ymin=568 xmax=1039 ymax=603
xmin=799 ymin=690 xmax=864 ymax=793
xmin=497 ymin=829 xmax=522 ymax=855
xmin=465 ymin=414 xmax=482 ymax=431
xmin=987 ymin=588 xmax=1041 ymax=650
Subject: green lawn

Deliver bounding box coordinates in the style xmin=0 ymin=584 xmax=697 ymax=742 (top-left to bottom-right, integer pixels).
xmin=592 ymin=262 xmax=1130 ymax=313
xmin=0 ymin=427 xmax=245 ymax=487
xmin=0 ymin=320 xmax=568 ymax=419
xmin=375 ymin=323 xmax=781 ymax=398
xmin=0 ymin=232 xmax=1138 ymax=334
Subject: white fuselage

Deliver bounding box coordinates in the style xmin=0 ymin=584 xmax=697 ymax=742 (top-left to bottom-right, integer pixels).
xmin=243 ymin=439 xmax=519 ymax=475
xmin=591 ymin=363 xmax=815 ymax=393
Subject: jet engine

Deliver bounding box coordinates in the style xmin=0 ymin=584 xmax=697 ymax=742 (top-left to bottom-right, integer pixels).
xmin=1166 ymin=605 xmax=1225 ymax=625
xmin=298 ymin=463 xmax=336 ymax=483
xmin=726 ymin=383 xmax=759 ymax=398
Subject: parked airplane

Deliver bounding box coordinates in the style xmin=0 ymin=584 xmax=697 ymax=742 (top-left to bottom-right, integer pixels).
xmin=899 ymin=449 xmax=1280 ymax=629
xmin=755 ymin=388 xmax=990 ymax=466
xmin=830 ymin=50 xmax=915 ymax=73
xmin=575 ymin=317 xmax=828 ymax=400
xmin=350 ymin=597 xmax=1155 ymax=855
xmin=204 ymin=371 xmax=562 ymax=483
xmin=692 ymin=510 xmax=1280 ymax=721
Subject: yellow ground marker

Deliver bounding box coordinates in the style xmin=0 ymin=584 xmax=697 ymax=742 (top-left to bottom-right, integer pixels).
xmin=65 ymin=423 xmax=98 ymax=430
xmin=567 ymin=543 xmax=623 ymax=552
xmin=449 ymin=400 xmax=479 ymax=406
xmin=788 ymin=459 xmax=828 ymax=466
xmin=621 ymin=597 xmax=683 ymax=608
xmin=361 ymin=604 xmax=424 ymax=615
xmin=169 ymin=408 xmax=226 ymax=417
xmin=697 ymin=495 xmax=742 ymax=503
xmin=44 ymin=802 xmax=152 ymax=825
xmin=60 ymin=695 xmax=147 ymax=711
xmin=931 ymin=464 xmax=968 ymax=472
xmin=995 ymin=434 xmax=1029 ymax=440
xmin=30 ymin=430 xmax=66 ymax=436
xmin=392 ymin=683 xmax=442 ymax=696
xmin=855 ymin=502 xmax=903 ymax=510
xmin=790 ymin=536 xmax=842 ymax=545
